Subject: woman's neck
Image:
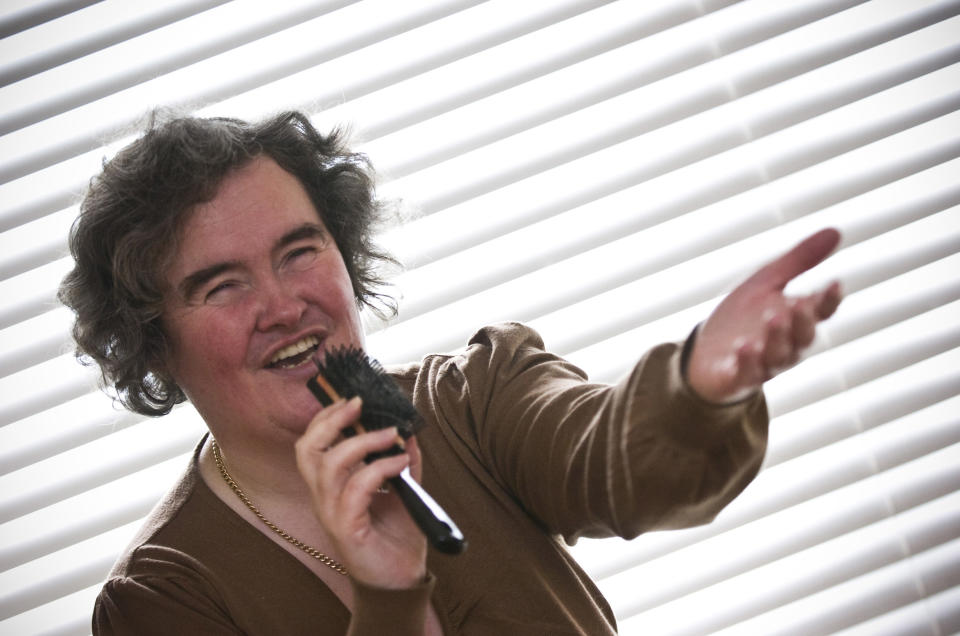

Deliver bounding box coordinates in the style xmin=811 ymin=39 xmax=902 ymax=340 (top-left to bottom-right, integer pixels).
xmin=201 ymin=431 xmax=311 ymax=507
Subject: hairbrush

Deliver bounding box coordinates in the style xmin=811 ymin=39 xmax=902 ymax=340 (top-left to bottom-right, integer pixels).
xmin=307 ymin=346 xmax=466 ymax=555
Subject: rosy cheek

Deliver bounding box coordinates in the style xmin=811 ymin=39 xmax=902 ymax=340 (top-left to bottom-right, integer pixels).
xmin=176 ymin=313 xmax=249 ymax=376
xmin=292 ymin=266 xmax=351 ymax=307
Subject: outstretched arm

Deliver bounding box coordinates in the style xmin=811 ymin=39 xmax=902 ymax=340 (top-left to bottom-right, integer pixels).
xmin=686 ymin=228 xmax=843 ymax=404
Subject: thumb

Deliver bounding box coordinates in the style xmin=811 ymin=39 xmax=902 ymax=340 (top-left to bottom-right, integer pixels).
xmin=750 ymin=228 xmax=841 ymax=290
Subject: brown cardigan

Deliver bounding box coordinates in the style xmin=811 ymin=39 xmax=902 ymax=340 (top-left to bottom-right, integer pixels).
xmin=93 ymin=323 xmax=768 ymax=635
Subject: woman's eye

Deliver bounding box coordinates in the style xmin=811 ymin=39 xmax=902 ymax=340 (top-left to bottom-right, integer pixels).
xmin=205 ymin=282 xmax=236 ymax=301
xmin=290 ymin=247 xmax=312 ymax=258
xmin=286 ymin=246 xmax=318 ymax=268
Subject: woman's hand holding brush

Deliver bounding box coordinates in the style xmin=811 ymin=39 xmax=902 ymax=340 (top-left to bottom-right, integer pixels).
xmin=295 ymin=396 xmax=428 ymax=589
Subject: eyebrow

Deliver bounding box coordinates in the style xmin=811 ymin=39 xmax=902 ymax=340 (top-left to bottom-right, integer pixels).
xmin=277 ymin=223 xmax=327 ymax=251
xmin=176 ymin=223 xmax=329 ymax=300
xmin=177 ymin=261 xmax=241 ymax=301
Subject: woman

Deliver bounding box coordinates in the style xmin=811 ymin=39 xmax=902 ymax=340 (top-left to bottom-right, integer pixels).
xmin=60 ymin=111 xmax=841 ymax=634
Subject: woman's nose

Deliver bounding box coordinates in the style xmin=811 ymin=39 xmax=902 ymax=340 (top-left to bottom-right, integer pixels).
xmin=255 ymin=279 xmax=307 ymax=331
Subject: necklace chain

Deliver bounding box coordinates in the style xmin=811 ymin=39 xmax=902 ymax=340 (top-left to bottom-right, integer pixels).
xmin=210 ymin=439 xmax=348 ymax=576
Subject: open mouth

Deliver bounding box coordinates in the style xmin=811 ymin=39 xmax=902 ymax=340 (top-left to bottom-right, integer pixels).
xmin=267 ymin=335 xmax=321 ymax=369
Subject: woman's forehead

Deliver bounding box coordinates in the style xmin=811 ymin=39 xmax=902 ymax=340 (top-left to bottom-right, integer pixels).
xmin=166 ymin=158 xmax=329 ymax=279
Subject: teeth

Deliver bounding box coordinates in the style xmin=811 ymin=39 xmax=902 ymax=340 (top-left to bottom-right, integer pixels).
xmin=270 ymin=335 xmax=320 ymax=366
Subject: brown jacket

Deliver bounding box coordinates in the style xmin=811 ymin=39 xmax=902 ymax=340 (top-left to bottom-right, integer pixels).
xmin=93 ymin=323 xmax=768 ymax=635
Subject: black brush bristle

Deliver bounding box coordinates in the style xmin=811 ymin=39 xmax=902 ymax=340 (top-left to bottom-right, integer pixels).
xmin=307 ymin=346 xmax=423 ymax=440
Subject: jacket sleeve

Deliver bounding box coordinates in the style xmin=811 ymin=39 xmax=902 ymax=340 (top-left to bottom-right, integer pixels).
xmin=438 ymin=322 xmax=769 ymax=543
xmin=93 ymin=545 xmax=435 ymax=636
xmin=348 ymin=574 xmax=436 ymax=636
xmin=93 ymin=572 xmax=239 ymax=636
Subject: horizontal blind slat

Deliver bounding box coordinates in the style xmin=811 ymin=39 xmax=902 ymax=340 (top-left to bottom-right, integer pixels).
xmin=615 ymin=480 xmax=960 ymax=633
xmin=0 ymin=353 xmax=99 ymax=428
xmin=0 ymin=456 xmax=192 ymax=571
xmin=0 ymin=407 xmax=204 ymax=523
xmin=608 ymin=487 xmax=960 ymax=625
xmin=0 ymin=0 xmax=98 ymax=40
xmin=711 ymin=537 xmax=960 ymax=636
xmin=0 ymin=582 xmax=100 ymax=636
xmin=0 ymin=0 xmax=363 ymax=133
xmin=0 ymin=520 xmax=141 ymax=621
xmin=0 ymin=0 xmax=231 ymax=90
xmin=0 ymin=207 xmax=73 ymax=280
xmin=0 ymin=163 xmax=86 ymax=233
xmin=833 ymin=586 xmax=960 ymax=636
xmin=768 ymin=349 xmax=960 ymax=467
xmin=596 ymin=444 xmax=960 ymax=618
xmin=0 ymin=391 xmax=142 ymax=476
xmin=0 ymin=306 xmax=73 ymax=378
xmin=0 ymin=257 xmax=71 ymax=330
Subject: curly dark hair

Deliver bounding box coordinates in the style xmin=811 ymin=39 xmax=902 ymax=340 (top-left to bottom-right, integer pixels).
xmin=58 ymin=110 xmax=397 ymax=417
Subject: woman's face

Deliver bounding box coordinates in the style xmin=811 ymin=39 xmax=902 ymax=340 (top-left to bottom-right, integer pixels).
xmin=161 ymin=156 xmax=365 ymax=445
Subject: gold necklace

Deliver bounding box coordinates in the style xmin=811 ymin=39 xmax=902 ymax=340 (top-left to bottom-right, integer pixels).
xmin=210 ymin=439 xmax=348 ymax=576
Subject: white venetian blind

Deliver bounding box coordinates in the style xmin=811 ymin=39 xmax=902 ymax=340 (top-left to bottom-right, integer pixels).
xmin=1 ymin=1 xmax=958 ymax=634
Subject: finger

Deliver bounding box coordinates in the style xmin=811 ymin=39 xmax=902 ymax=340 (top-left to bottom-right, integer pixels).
xmin=405 ymin=436 xmax=423 ymax=482
xmin=295 ymin=397 xmax=363 ymax=495
xmin=341 ymin=453 xmax=410 ymax=504
xmin=815 ymin=280 xmax=843 ymax=320
xmin=307 ymin=426 xmax=401 ymax=501
xmin=323 ymin=427 xmax=402 ymax=476
xmin=336 ymin=453 xmax=412 ymax=536
xmin=298 ymin=397 xmax=363 ymax=457
xmin=762 ymin=311 xmax=796 ymax=372
xmin=788 ymin=297 xmax=818 ymax=349
xmin=751 ymin=228 xmax=841 ymax=290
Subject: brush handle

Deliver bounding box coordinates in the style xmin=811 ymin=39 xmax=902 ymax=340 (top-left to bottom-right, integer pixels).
xmin=389 ymin=467 xmax=466 ymax=555
xmin=333 ymin=420 xmax=467 ymax=554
